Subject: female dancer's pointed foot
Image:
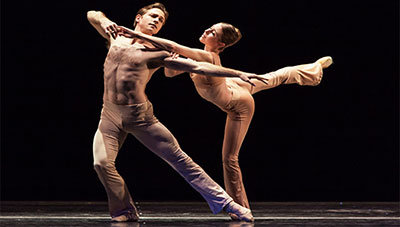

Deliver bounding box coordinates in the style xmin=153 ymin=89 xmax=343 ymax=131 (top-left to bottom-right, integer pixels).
xmin=224 ymin=201 xmax=254 ymax=222
xmin=316 ymin=56 xmax=333 ymax=69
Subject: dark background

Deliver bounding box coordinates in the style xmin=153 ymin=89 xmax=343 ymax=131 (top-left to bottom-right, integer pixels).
xmin=1 ymin=0 xmax=398 ymax=202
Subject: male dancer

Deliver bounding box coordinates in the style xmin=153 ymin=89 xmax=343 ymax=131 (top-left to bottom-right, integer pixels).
xmin=87 ymin=2 xmax=266 ymax=222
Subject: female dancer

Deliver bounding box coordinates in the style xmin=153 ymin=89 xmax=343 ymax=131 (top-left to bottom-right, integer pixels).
xmin=118 ymin=23 xmax=332 ymax=212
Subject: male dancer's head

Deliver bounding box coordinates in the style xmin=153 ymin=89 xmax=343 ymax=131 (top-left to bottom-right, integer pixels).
xmin=133 ymin=2 xmax=168 ymax=35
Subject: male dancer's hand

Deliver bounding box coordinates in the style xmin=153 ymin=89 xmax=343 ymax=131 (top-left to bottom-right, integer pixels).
xmin=117 ymin=26 xmax=138 ymax=38
xmin=102 ymin=21 xmax=118 ymax=39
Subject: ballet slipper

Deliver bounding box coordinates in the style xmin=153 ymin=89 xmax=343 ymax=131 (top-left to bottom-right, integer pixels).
xmin=224 ymin=201 xmax=254 ymax=222
xmin=111 ymin=211 xmax=139 ymax=222
xmin=229 ymin=212 xmax=240 ymax=221
xmin=316 ymin=56 xmax=333 ymax=69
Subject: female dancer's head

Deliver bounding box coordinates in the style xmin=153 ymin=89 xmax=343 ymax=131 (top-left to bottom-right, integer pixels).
xmin=199 ymin=22 xmax=242 ymax=53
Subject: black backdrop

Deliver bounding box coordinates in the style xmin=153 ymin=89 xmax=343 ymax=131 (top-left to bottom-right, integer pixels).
xmin=1 ymin=0 xmax=398 ymax=202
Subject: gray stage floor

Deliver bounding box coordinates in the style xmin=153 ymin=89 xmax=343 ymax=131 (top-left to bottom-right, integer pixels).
xmin=1 ymin=201 xmax=399 ymax=226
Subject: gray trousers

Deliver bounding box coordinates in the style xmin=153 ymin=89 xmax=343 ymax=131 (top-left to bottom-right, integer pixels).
xmin=93 ymin=100 xmax=232 ymax=217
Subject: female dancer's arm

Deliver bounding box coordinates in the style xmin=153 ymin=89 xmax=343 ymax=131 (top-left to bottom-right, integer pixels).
xmin=118 ymin=26 xmax=214 ymax=63
xmin=120 ymin=26 xmax=268 ymax=85
xmin=162 ymin=57 xmax=266 ymax=86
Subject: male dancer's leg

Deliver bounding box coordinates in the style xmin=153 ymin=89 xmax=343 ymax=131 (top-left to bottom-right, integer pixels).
xmin=108 ymin=101 xmax=254 ymax=222
xmin=222 ymin=91 xmax=255 ymax=209
xmin=93 ymin=116 xmax=138 ymax=219
xmin=130 ymin=120 xmax=233 ymax=214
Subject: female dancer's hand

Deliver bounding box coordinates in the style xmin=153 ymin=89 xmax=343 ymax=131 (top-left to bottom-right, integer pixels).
xmin=170 ymin=52 xmax=180 ymax=59
xmin=239 ymin=73 xmax=269 ymax=86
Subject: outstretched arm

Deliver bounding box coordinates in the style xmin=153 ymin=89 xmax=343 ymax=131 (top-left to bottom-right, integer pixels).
xmin=164 ymin=53 xmax=185 ymax=77
xmin=164 ymin=67 xmax=184 ymax=77
xmin=162 ymin=57 xmax=268 ymax=86
xmin=87 ymin=10 xmax=119 ymax=41
xmin=118 ymin=26 xmax=214 ymax=63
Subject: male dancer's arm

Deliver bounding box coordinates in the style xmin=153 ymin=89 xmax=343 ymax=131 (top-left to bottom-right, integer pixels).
xmin=87 ymin=10 xmax=119 ymax=41
xmin=164 ymin=53 xmax=185 ymax=77
xmin=117 ymin=26 xmax=214 ymax=78
xmin=162 ymin=57 xmax=266 ymax=86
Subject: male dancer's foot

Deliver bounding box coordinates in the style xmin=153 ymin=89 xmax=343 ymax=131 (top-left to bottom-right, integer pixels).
xmin=111 ymin=210 xmax=139 ymax=222
xmin=316 ymin=56 xmax=333 ymax=69
xmin=224 ymin=201 xmax=254 ymax=222
xmin=229 ymin=213 xmax=240 ymax=221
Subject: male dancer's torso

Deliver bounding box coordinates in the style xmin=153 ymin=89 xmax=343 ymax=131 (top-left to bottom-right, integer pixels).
xmin=103 ymin=36 xmax=169 ymax=105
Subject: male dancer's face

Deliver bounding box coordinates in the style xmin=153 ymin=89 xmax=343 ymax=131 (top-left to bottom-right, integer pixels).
xmin=135 ymin=8 xmax=165 ymax=35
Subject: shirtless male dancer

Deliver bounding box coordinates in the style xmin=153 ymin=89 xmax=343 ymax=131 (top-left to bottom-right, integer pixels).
xmin=87 ymin=2 xmax=267 ymax=222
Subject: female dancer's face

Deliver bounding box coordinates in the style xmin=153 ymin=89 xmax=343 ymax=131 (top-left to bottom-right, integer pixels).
xmin=199 ymin=23 xmax=224 ymax=50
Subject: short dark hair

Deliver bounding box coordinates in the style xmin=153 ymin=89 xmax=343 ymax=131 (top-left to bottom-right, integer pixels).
xmin=133 ymin=2 xmax=169 ymax=27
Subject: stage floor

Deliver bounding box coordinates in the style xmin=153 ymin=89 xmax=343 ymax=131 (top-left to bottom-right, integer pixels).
xmin=1 ymin=201 xmax=399 ymax=226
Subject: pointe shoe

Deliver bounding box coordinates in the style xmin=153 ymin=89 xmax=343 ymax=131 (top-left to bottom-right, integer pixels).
xmin=316 ymin=56 xmax=333 ymax=69
xmin=224 ymin=201 xmax=254 ymax=222
xmin=111 ymin=211 xmax=139 ymax=222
